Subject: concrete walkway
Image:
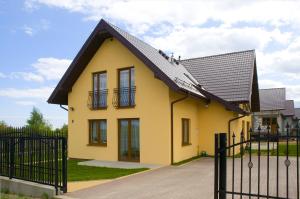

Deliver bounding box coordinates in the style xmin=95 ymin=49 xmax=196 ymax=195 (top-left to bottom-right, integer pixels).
xmin=78 ymin=160 xmax=162 ymax=169
xmin=67 ymin=180 xmax=111 ymax=192
xmin=67 ymin=158 xmax=214 ymax=199
xmin=66 ymin=156 xmax=299 ymax=199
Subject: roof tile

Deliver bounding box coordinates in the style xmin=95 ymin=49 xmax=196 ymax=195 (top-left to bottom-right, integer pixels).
xmin=181 ymin=50 xmax=255 ymax=102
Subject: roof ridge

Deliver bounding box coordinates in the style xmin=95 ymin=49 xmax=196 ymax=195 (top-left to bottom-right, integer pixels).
xmin=181 ymin=49 xmax=255 ymax=61
xmin=105 ymin=20 xmax=159 ymax=52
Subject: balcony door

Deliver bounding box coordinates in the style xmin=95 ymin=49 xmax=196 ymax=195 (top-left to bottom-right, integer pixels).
xmin=92 ymin=72 xmax=107 ymax=108
xmin=118 ymin=119 xmax=140 ymax=162
xmin=118 ymin=67 xmax=135 ymax=107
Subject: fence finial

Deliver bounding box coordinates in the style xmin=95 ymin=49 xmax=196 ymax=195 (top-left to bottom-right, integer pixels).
xmin=286 ymin=123 xmax=290 ymax=129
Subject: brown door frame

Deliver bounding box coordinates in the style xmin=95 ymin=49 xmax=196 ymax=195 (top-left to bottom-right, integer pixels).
xmin=118 ymin=118 xmax=140 ymax=162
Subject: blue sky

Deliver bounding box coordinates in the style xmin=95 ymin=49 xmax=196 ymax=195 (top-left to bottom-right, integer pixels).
xmin=1 ymin=0 xmax=300 ymax=128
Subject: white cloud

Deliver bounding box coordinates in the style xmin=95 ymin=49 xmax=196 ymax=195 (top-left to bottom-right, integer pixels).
xmin=15 ymin=100 xmax=37 ymax=106
xmin=22 ymin=19 xmax=50 ymax=36
xmin=32 ymin=57 xmax=71 ymax=80
xmin=146 ymin=26 xmax=291 ymax=58
xmin=0 ymin=72 xmax=6 ymax=78
xmin=10 ymin=72 xmax=44 ymax=82
xmin=0 ymin=87 xmax=54 ymax=99
xmin=8 ymin=57 xmax=71 ymax=82
xmin=23 ymin=25 xmax=34 ymax=36
xmin=24 ymin=1 xmax=300 ymax=31
xmin=257 ymin=36 xmax=300 ymax=79
xmin=22 ymin=0 xmax=300 ymax=106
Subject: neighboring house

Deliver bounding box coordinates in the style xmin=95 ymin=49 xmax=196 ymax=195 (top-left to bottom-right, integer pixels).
xmin=294 ymin=108 xmax=300 ymax=128
xmin=253 ymin=88 xmax=298 ymax=135
xmin=48 ymin=19 xmax=260 ymax=165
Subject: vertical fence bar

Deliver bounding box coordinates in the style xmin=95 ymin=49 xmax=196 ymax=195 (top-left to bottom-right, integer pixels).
xmin=276 ymin=124 xmax=279 ymax=198
xmin=286 ymin=123 xmax=290 ymax=199
xmin=240 ymin=131 xmax=244 ymax=199
xmin=296 ymin=123 xmax=299 ymax=199
xmin=54 ymin=137 xmax=59 ymax=195
xmin=219 ymin=133 xmax=227 ymax=199
xmin=214 ymin=134 xmax=219 ymax=199
xmin=232 ymin=133 xmax=235 ymax=199
xmin=248 ymin=128 xmax=253 ymax=199
xmin=62 ymin=137 xmax=67 ymax=193
xmin=258 ymin=126 xmax=261 ymax=199
xmin=9 ymin=137 xmax=14 ymax=179
xmin=267 ymin=124 xmax=270 ymax=198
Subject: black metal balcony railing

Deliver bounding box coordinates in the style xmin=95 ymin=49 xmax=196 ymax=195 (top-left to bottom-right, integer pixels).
xmin=88 ymin=89 xmax=108 ymax=110
xmin=113 ymin=86 xmax=136 ymax=108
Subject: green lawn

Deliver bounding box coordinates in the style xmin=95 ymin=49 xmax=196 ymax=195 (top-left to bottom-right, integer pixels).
xmin=248 ymin=143 xmax=300 ymax=156
xmin=68 ymin=159 xmax=148 ymax=181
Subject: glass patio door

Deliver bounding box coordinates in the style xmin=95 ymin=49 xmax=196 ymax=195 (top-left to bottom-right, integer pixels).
xmin=118 ymin=119 xmax=140 ymax=162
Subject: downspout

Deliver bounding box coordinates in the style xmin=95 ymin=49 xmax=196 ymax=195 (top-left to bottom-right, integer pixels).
xmin=60 ymin=104 xmax=68 ymax=111
xmin=171 ymin=93 xmax=189 ymax=164
xmin=228 ymin=114 xmax=247 ymax=156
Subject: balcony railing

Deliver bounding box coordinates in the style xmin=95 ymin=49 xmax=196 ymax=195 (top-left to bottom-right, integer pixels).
xmin=113 ymin=86 xmax=136 ymax=108
xmin=88 ymin=89 xmax=108 ymax=110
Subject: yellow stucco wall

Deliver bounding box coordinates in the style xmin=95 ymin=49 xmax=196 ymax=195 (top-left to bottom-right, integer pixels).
xmin=197 ymin=100 xmax=252 ymax=155
xmin=67 ymin=36 xmax=252 ymax=165
xmin=170 ymin=91 xmax=201 ymax=163
xmin=68 ymin=38 xmax=171 ymax=165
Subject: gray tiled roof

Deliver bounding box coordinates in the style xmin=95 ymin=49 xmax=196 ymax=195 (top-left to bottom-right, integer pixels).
xmin=259 ymin=88 xmax=286 ymax=111
xmin=281 ymin=100 xmax=295 ymax=116
xmin=181 ymin=50 xmax=255 ymax=102
xmin=107 ymin=21 xmax=205 ymax=98
xmin=294 ymin=108 xmax=300 ymax=119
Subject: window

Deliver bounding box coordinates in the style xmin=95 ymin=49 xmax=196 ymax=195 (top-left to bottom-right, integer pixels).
xmin=262 ymin=117 xmax=277 ymax=126
xmin=118 ymin=67 xmax=135 ymax=107
xmin=182 ymin=118 xmax=190 ymax=146
xmin=262 ymin=117 xmax=270 ymax=126
xmin=89 ymin=120 xmax=107 ymax=146
xmin=92 ymin=72 xmax=107 ymax=109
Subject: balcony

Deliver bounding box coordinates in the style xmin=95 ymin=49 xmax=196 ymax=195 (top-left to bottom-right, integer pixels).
xmin=88 ymin=90 xmax=108 ymax=110
xmin=113 ymin=86 xmax=136 ymax=108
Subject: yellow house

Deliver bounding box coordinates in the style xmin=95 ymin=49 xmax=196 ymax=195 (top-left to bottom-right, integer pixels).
xmin=48 ymin=19 xmax=260 ymax=165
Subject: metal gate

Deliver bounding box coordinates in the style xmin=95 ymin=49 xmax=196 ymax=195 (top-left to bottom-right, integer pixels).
xmin=215 ymin=124 xmax=299 ymax=199
xmin=0 ymin=127 xmax=67 ymax=194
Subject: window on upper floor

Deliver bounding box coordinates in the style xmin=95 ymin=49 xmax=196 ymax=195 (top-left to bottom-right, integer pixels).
xmin=89 ymin=120 xmax=107 ymax=146
xmin=182 ymin=118 xmax=190 ymax=146
xmin=113 ymin=67 xmax=136 ymax=108
xmin=89 ymin=71 xmax=108 ymax=109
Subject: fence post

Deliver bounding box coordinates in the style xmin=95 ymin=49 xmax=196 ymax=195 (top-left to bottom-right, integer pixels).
xmin=219 ymin=133 xmax=227 ymax=199
xmin=214 ymin=134 xmax=219 ymax=199
xmin=9 ymin=137 xmax=14 ymax=179
xmin=62 ymin=137 xmax=67 ymax=193
xmin=54 ymin=137 xmax=59 ymax=195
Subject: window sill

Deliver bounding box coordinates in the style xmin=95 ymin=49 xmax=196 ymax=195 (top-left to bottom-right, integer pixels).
xmin=87 ymin=143 xmax=107 ymax=147
xmin=89 ymin=107 xmax=108 ymax=110
xmin=182 ymin=143 xmax=192 ymax=147
xmin=117 ymin=105 xmax=136 ymax=109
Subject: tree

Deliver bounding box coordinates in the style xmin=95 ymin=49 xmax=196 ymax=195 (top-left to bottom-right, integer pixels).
xmin=0 ymin=120 xmax=8 ymax=129
xmin=26 ymin=107 xmax=52 ymax=131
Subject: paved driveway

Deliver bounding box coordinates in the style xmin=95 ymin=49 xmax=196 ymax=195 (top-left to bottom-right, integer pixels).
xmin=67 ymin=158 xmax=215 ymax=199
xmin=67 ymin=156 xmax=298 ymax=199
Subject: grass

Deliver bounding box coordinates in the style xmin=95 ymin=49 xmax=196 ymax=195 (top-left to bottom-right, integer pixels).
xmin=68 ymin=159 xmax=148 ymax=181
xmin=172 ymin=155 xmax=202 ymax=166
xmin=247 ymin=143 xmax=300 ymax=156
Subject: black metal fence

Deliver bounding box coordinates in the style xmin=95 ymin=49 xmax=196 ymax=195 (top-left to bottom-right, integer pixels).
xmin=215 ymin=124 xmax=300 ymax=199
xmin=0 ymin=127 xmax=67 ymax=194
